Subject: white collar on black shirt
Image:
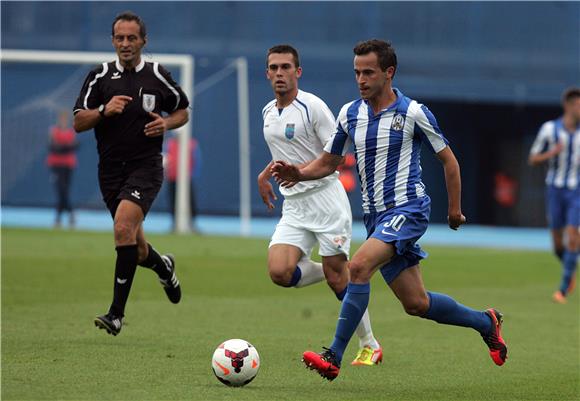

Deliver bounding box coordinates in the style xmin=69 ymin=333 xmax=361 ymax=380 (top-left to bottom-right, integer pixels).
xmin=115 ymin=57 xmax=145 ymax=73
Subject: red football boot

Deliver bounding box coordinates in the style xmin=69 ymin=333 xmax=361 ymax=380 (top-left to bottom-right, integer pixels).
xmin=302 ymin=347 xmax=341 ymax=381
xmin=481 ymin=308 xmax=508 ymax=366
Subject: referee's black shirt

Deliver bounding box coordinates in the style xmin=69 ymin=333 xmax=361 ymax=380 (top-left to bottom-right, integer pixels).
xmin=74 ymin=58 xmax=189 ymax=163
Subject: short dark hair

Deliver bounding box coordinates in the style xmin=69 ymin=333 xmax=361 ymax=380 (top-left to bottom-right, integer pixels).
xmin=112 ymin=11 xmax=147 ymax=39
xmin=562 ymin=87 xmax=580 ymax=103
xmin=353 ymin=39 xmax=397 ymax=76
xmin=266 ymin=44 xmax=300 ymax=68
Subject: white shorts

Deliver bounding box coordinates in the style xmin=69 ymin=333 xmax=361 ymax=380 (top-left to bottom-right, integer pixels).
xmin=269 ymin=179 xmax=352 ymax=258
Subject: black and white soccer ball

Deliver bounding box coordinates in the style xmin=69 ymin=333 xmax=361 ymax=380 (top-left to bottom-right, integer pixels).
xmin=211 ymin=339 xmax=260 ymax=387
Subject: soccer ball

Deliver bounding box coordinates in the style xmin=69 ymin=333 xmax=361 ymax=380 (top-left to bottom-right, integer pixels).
xmin=211 ymin=339 xmax=260 ymax=387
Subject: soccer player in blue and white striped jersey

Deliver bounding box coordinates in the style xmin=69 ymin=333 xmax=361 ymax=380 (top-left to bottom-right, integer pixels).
xmin=272 ymin=39 xmax=507 ymax=380
xmin=529 ymin=87 xmax=580 ymax=304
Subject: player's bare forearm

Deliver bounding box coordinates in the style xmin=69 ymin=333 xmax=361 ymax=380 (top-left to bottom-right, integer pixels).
xmin=164 ymin=109 xmax=189 ymax=131
xmin=271 ymin=152 xmax=342 ymax=188
xmin=297 ymin=156 xmax=345 ymax=170
xmin=304 ymin=156 xmax=339 ymax=179
xmin=74 ymin=95 xmax=134 ymax=133
xmin=258 ymin=161 xmax=277 ymax=209
xmin=296 ymin=152 xmax=342 ymax=181
xmin=437 ymin=146 xmax=465 ymax=229
xmin=145 ymin=109 xmax=189 ymax=137
xmin=443 ymin=159 xmax=462 ymax=214
xmin=529 ymin=153 xmax=550 ymax=166
xmin=73 ymin=109 xmax=101 ymax=133
xmin=529 ymin=151 xmax=558 ymax=166
xmin=258 ymin=161 xmax=274 ymax=182
xmin=261 ymin=160 xmax=308 ymax=183
xmin=528 ymin=142 xmax=563 ymax=166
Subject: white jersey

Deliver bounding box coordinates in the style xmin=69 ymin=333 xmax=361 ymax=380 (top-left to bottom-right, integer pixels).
xmin=262 ymin=89 xmax=339 ymax=197
xmin=325 ymin=88 xmax=448 ymax=214
xmin=529 ymin=118 xmax=580 ymax=190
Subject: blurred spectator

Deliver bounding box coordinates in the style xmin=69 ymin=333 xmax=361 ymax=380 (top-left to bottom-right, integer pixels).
xmin=46 ymin=110 xmax=78 ymax=228
xmin=338 ymin=152 xmax=357 ymax=200
xmin=493 ymin=172 xmax=517 ymax=208
xmin=165 ymin=134 xmax=202 ymax=232
xmin=493 ymin=171 xmax=519 ymax=226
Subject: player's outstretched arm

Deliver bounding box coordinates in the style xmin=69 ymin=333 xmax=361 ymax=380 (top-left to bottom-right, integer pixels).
xmin=436 ymin=146 xmax=466 ymax=230
xmin=271 ymin=152 xmax=342 ymax=188
xmin=257 ymin=161 xmax=277 ymax=210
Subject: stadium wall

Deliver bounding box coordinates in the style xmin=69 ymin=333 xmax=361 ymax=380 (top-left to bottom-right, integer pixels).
xmin=1 ymin=2 xmax=578 ymax=226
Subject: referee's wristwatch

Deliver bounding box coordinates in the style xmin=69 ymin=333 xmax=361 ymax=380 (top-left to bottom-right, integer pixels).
xmin=98 ymin=104 xmax=106 ymax=118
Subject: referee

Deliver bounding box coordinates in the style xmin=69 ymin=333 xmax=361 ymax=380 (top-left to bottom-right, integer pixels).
xmin=73 ymin=11 xmax=189 ymax=336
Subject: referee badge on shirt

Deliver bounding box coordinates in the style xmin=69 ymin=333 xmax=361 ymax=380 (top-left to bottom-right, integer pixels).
xmin=142 ymin=94 xmax=156 ymax=112
xmin=391 ymin=114 xmax=405 ymax=131
xmin=285 ymin=123 xmax=295 ymax=140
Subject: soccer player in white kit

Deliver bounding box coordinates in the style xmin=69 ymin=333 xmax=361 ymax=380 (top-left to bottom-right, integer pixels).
xmin=257 ymin=45 xmax=382 ymax=366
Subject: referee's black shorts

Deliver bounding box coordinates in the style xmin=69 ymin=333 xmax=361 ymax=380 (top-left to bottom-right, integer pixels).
xmin=98 ymin=156 xmax=163 ymax=219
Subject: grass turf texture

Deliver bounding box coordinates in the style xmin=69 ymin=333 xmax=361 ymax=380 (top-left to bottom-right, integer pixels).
xmin=2 ymin=227 xmax=578 ymax=401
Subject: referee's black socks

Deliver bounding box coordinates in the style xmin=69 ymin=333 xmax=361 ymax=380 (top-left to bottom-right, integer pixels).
xmin=109 ymin=244 xmax=138 ymax=317
xmin=139 ymin=243 xmax=171 ymax=280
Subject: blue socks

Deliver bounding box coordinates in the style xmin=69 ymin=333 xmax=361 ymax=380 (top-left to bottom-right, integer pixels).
xmin=326 ymin=286 xmax=496 ymax=364
xmin=423 ymin=292 xmax=492 ymax=334
xmin=335 ymin=287 xmax=347 ymax=301
xmin=559 ymin=251 xmax=578 ymax=295
xmin=330 ymin=282 xmax=370 ymax=364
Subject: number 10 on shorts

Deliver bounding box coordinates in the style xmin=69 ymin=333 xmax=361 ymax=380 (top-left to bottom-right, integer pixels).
xmin=383 ymin=214 xmax=406 ymax=232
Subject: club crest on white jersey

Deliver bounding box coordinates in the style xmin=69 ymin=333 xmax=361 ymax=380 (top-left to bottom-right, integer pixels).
xmin=285 ymin=123 xmax=295 ymax=139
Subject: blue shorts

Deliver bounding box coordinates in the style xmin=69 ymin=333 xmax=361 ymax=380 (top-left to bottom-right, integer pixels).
xmin=546 ymin=186 xmax=580 ymax=229
xmin=363 ymin=196 xmax=430 ymax=284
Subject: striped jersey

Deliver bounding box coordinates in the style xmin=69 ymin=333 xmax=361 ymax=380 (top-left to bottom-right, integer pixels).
xmin=262 ymin=89 xmax=339 ymax=197
xmin=324 ymin=88 xmax=448 ymax=214
xmin=529 ymin=118 xmax=580 ymax=190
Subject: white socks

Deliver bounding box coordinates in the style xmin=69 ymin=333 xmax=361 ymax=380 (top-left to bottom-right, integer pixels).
xmin=356 ymin=309 xmax=380 ymax=349
xmin=294 ymin=258 xmax=325 ymax=288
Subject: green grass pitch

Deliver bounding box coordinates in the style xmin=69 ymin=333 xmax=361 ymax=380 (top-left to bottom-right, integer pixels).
xmin=2 ymin=227 xmax=578 ymax=400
